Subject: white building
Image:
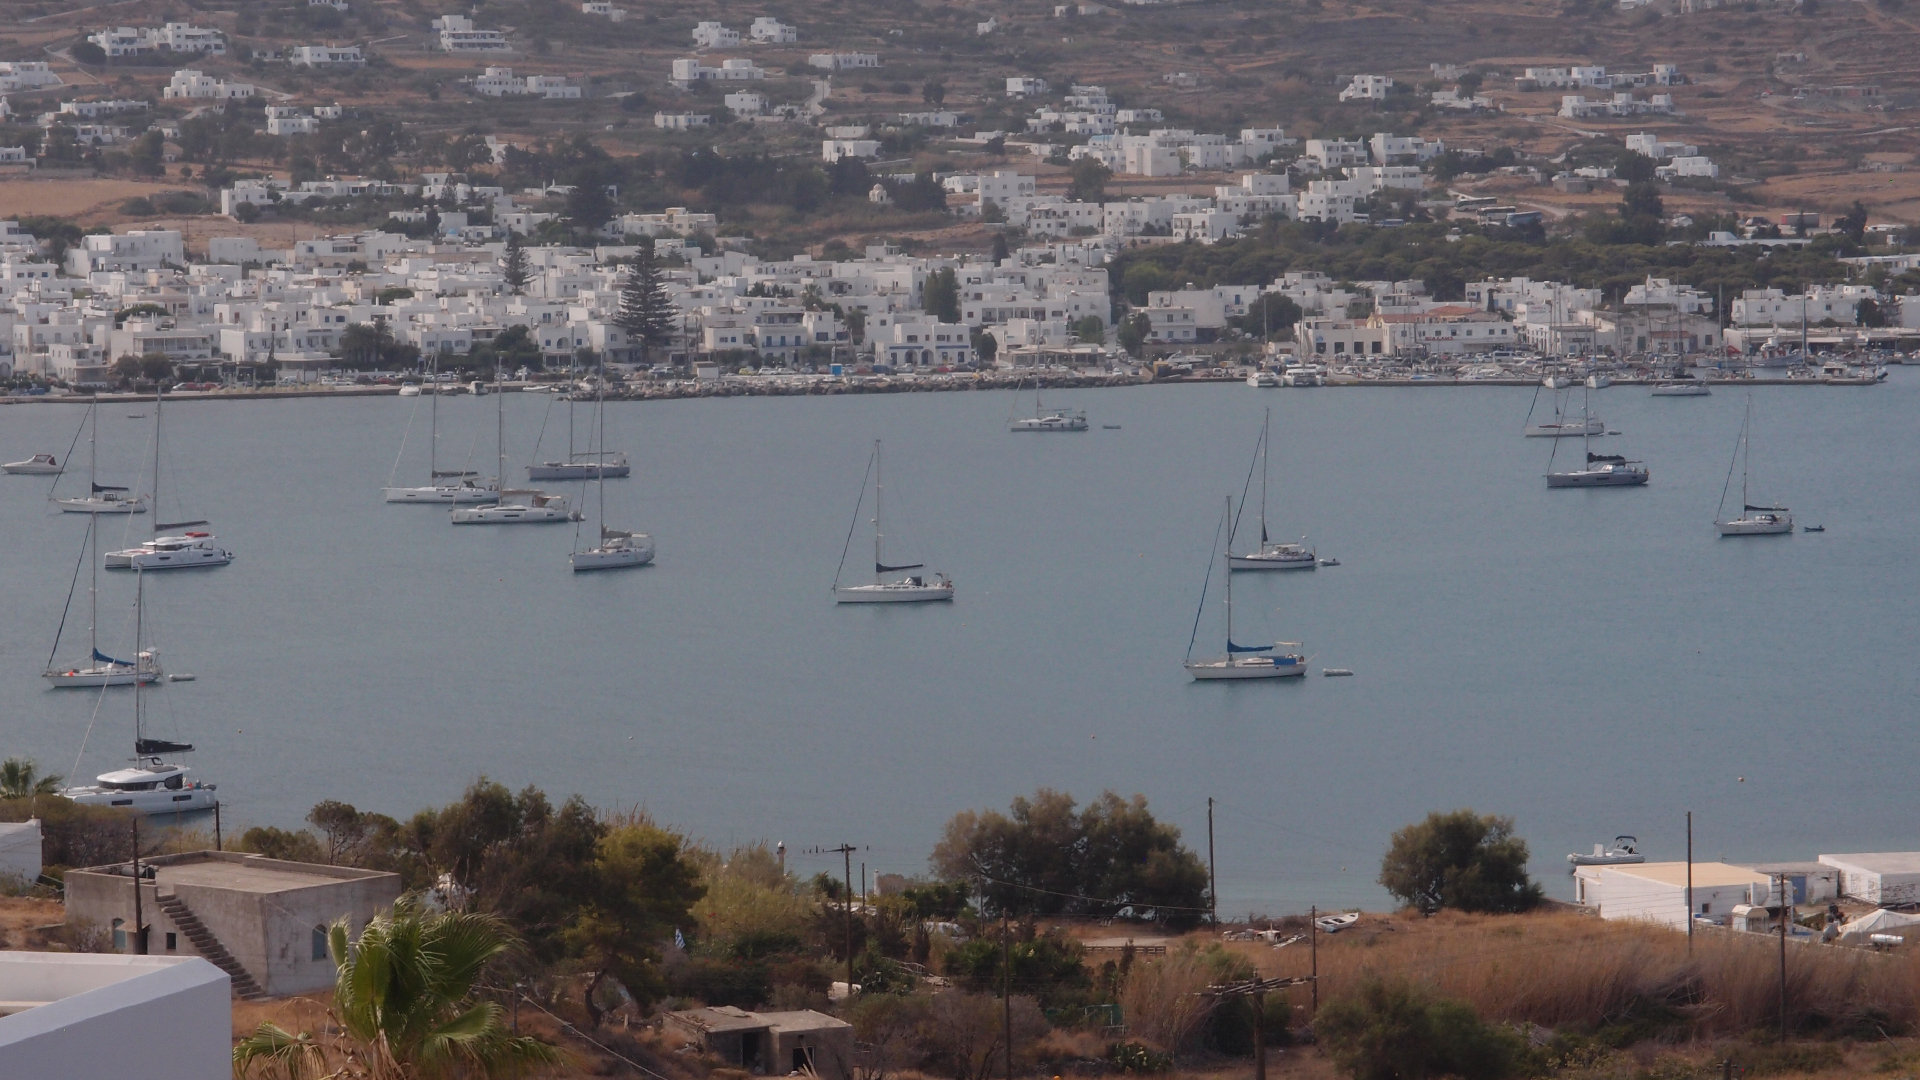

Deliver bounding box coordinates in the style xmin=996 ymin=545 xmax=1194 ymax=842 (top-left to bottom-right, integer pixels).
xmin=654 ymin=112 xmax=710 ymax=130
xmin=473 ymin=68 xmax=581 ymax=99
xmin=264 ymin=106 xmax=319 ymax=135
xmin=0 ymin=63 xmax=63 ymax=92
xmin=871 ymin=313 xmax=974 ymax=367
xmin=0 ymin=953 xmax=229 ymax=1079
xmin=671 ymin=58 xmax=766 ymax=87
xmin=1819 ymin=853 xmax=1920 ymax=905
xmin=88 ymin=23 xmax=226 ymax=57
xmin=1657 ymin=156 xmax=1718 ymax=180
xmin=823 ymin=139 xmax=880 ymax=161
xmin=1369 ymin=133 xmax=1442 ymax=163
xmin=1338 ymin=74 xmax=1393 ymax=102
xmin=749 ymin=17 xmax=796 ymax=42
xmin=899 ymin=110 xmax=959 ymax=127
xmin=693 ymin=21 xmax=741 ymax=48
xmin=1006 ymin=77 xmax=1050 ymax=97
xmin=1572 ymin=862 xmax=1778 ymax=930
xmin=433 ymin=15 xmax=511 ymax=52
xmin=1625 ymin=132 xmax=1696 ymax=159
xmin=1523 ymin=65 xmax=1611 ymax=89
xmin=725 ymin=92 xmax=765 ymax=116
xmin=581 ymin=1 xmax=628 ymax=20
xmin=0 ymin=820 xmax=40 ymax=885
xmin=161 ymin=69 xmax=253 ymax=100
xmin=288 ymin=45 xmax=364 ymax=67
xmin=1302 ymin=138 xmax=1368 ymax=170
xmin=1730 ymin=286 xmax=1877 ymax=327
xmin=808 ymin=53 xmax=879 ymax=70
xmin=66 ymin=230 xmax=184 ymax=275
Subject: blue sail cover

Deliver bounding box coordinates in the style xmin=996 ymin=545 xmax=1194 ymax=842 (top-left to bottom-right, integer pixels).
xmin=1226 ymin=641 xmax=1273 ymax=653
xmin=877 ymin=562 xmax=924 ymax=573
xmin=92 ymin=648 xmax=134 ymax=666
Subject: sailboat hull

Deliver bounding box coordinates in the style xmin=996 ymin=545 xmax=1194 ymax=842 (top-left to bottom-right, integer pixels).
xmin=450 ymin=503 xmax=573 ymax=524
xmin=572 ymin=537 xmax=656 ymax=570
xmin=1718 ymin=515 xmax=1793 ymax=536
xmin=530 ymin=459 xmax=631 ymax=480
xmin=57 ymin=496 xmax=148 ymax=513
xmin=1010 ymin=416 xmax=1089 ymax=432
xmin=383 ymin=486 xmax=499 ymax=504
xmin=1651 ymin=384 xmax=1710 ymax=397
xmin=1547 ymin=467 xmax=1649 ymax=488
xmin=1229 ymin=548 xmax=1317 ymax=570
xmin=1524 ymin=419 xmax=1605 ymax=438
xmin=1186 ymin=656 xmax=1307 ymax=680
xmin=835 ymin=582 xmax=955 ymax=603
xmin=45 ymin=655 xmax=162 ymax=687
xmin=105 ymin=538 xmax=233 ymax=569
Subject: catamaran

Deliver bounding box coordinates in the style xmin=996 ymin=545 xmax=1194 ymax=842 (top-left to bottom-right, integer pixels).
xmin=45 ymin=518 xmax=161 ymax=687
xmin=54 ymin=400 xmax=149 ymax=514
xmin=1185 ymin=497 xmax=1307 ymax=680
xmin=60 ymin=570 xmax=217 ymax=814
xmin=1716 ymin=397 xmax=1792 ymax=535
xmin=833 ymin=440 xmax=954 ymax=603
xmin=383 ymin=358 xmax=501 ymax=504
xmin=1009 ymin=373 xmax=1088 ymax=432
xmin=1229 ymin=408 xmax=1318 ymax=571
xmin=105 ymin=392 xmax=233 ymax=570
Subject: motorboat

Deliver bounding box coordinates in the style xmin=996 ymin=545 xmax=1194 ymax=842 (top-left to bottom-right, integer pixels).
xmin=1548 ymin=453 xmax=1650 ymax=488
xmin=571 ymin=528 xmax=655 ymax=571
xmin=1186 ymin=496 xmax=1307 ymax=681
xmin=1567 ymin=836 xmax=1644 ymax=867
xmin=3 ymin=453 xmax=62 ymax=475
xmin=1541 ymin=375 xmax=1573 ymax=389
xmin=1585 ymin=373 xmax=1613 ymax=389
xmin=105 ymin=532 xmax=233 ymax=570
xmin=1229 ymin=409 xmax=1321 ymax=571
xmin=397 ymin=383 xmax=422 ymax=397
xmin=1716 ymin=397 xmax=1792 ymax=536
xmin=1283 ymin=366 xmax=1321 ymax=387
xmin=1010 ymin=411 xmax=1089 ymax=432
xmin=833 ymin=441 xmax=955 ymax=603
xmin=1246 ymin=370 xmax=1280 ymax=388
xmin=529 ymin=452 xmax=631 ymax=481
xmin=1318 ymin=557 xmax=1340 ymax=566
xmin=383 ymin=477 xmax=500 ymax=504
xmin=63 ymin=759 xmax=217 ymax=814
xmin=45 ymin=648 xmax=162 ymax=687
xmin=1651 ymin=382 xmax=1710 ymax=397
xmin=1314 ymin=912 xmax=1360 ymax=934
xmin=451 ymin=489 xmax=573 ymax=523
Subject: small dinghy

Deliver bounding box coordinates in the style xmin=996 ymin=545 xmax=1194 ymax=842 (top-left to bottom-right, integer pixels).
xmin=1803 ymin=525 xmax=1824 ymax=533
xmin=1322 ymin=668 xmax=1354 ymax=677
xmin=1568 ymin=835 xmax=1644 ymax=866
xmin=1318 ymin=557 xmax=1339 ymax=566
xmin=168 ymin=673 xmax=196 ymax=682
xmin=1314 ymin=912 xmax=1360 ymax=934
xmin=1102 ymin=424 xmax=1122 ymax=430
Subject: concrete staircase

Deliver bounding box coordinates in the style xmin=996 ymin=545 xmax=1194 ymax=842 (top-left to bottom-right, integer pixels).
xmin=155 ymin=892 xmax=267 ymax=1000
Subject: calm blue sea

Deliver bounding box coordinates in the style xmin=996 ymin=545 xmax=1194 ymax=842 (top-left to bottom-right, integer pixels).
xmin=3 ymin=374 xmax=1915 ymax=912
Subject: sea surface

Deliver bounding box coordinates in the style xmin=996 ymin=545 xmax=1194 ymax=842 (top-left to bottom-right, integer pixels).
xmin=3 ymin=375 xmax=1916 ymax=914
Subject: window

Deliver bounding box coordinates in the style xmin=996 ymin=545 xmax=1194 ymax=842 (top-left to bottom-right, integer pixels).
xmin=313 ymin=925 xmax=329 ymax=961
xmin=166 ymin=932 xmax=177 ymax=951
xmin=112 ymin=918 xmax=126 ymax=950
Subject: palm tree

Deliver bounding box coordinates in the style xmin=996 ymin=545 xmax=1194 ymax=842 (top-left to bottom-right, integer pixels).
xmin=235 ymin=899 xmax=559 ymax=1080
xmin=0 ymin=758 xmax=60 ymax=799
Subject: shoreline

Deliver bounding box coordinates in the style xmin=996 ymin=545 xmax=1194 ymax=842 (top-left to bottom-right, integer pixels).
xmin=0 ymin=372 xmax=1888 ymax=406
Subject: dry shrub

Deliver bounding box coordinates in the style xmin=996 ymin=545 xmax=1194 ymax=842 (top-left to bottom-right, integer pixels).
xmin=1118 ymin=943 xmax=1241 ymax=1050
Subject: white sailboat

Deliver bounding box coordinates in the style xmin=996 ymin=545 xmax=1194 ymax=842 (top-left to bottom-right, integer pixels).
xmin=1186 ymin=497 xmax=1307 ymax=680
xmin=833 ymin=441 xmax=954 ymax=603
xmin=382 ymin=357 xmax=501 ymax=504
xmin=45 ymin=519 xmax=161 ymax=687
xmin=530 ymin=368 xmax=632 ymax=479
xmin=1009 ymin=374 xmax=1088 ymax=432
xmin=450 ymin=370 xmax=575 ymax=524
xmin=570 ymin=369 xmax=653 ymax=570
xmin=1229 ymin=408 xmax=1317 ymax=571
xmin=54 ymin=401 xmax=149 ymax=514
xmin=61 ymin=570 xmax=217 ymax=815
xmin=1523 ymin=387 xmax=1605 ymax=438
xmin=1546 ymin=387 xmax=1647 ymax=488
xmin=106 ymin=392 xmax=232 ymax=571
xmin=1716 ymin=397 xmax=1792 ymax=536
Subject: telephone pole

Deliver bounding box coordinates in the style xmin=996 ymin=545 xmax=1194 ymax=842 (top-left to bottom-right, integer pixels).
xmin=1686 ymin=811 xmax=1694 ymax=956
xmin=1206 ymin=797 xmax=1217 ymax=928
xmin=1002 ymin=912 xmax=1013 ymax=1080
xmin=1199 ymin=976 xmax=1313 ymax=1080
xmin=130 ymin=818 xmax=146 ymax=955
xmin=813 ymin=844 xmax=861 ymax=999
xmin=1775 ymin=871 xmax=1790 ymax=1042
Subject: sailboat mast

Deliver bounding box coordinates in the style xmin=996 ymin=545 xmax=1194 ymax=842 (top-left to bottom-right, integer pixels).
xmin=596 ymin=367 xmax=606 ymax=533
xmin=1223 ymin=495 xmax=1234 ymax=646
xmin=133 ymin=569 xmax=144 ymax=740
xmin=872 ymin=440 xmax=884 ymax=584
xmin=495 ymin=363 xmax=504 ymax=488
xmin=1741 ymin=399 xmax=1751 ymax=508
xmin=1260 ymin=408 xmax=1270 ymax=544
xmin=428 ymin=355 xmax=438 ymax=482
xmin=150 ymin=389 xmax=162 ymax=530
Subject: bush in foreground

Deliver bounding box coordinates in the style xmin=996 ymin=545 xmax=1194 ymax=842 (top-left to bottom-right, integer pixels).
xmin=1316 ymin=975 xmax=1522 ymax=1080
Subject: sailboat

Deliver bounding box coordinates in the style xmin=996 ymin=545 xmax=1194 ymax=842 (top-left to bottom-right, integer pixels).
xmin=451 ymin=369 xmax=575 ymax=524
xmin=61 ymin=569 xmax=217 ymax=814
xmin=570 ymin=367 xmax=653 ymax=570
xmin=45 ymin=518 xmax=161 ymax=687
xmin=1229 ymin=408 xmax=1317 ymax=571
xmin=1009 ymin=372 xmax=1088 ymax=432
xmin=832 ymin=441 xmax=954 ymax=603
xmin=532 ymin=369 xmax=631 ymax=479
xmin=105 ymin=392 xmax=232 ymax=570
xmin=1185 ymin=497 xmax=1306 ymax=680
xmin=1716 ymin=397 xmax=1792 ymax=536
xmin=1523 ymin=388 xmax=1605 ymax=438
xmin=382 ymin=356 xmax=501 ymax=504
xmin=1546 ymin=386 xmax=1647 ymax=488
xmin=54 ymin=400 xmax=149 ymax=513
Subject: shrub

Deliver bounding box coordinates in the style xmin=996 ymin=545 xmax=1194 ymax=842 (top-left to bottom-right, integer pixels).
xmin=1107 ymin=1041 xmax=1173 ymax=1073
xmin=1379 ymin=810 xmax=1542 ymax=915
xmin=1316 ymin=976 xmax=1521 ymax=1080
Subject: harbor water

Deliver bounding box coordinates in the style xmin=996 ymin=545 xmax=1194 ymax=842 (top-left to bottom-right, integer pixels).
xmin=3 ymin=375 xmax=1916 ymax=911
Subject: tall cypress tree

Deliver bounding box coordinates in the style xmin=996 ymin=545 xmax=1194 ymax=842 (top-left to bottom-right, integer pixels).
xmin=501 ymin=231 xmax=530 ymax=296
xmin=615 ymin=249 xmax=675 ymax=366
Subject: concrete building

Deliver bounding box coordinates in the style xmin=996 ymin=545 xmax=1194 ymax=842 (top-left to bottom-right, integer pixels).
xmin=65 ymin=850 xmax=402 ymax=999
xmin=1338 ymin=74 xmax=1393 ymax=102
xmin=0 ymin=953 xmax=228 ymax=1079
xmin=289 ymin=45 xmax=364 ymax=67
xmin=672 ymin=58 xmax=766 ymax=87
xmin=1819 ymin=853 xmax=1920 ymax=905
xmin=666 ymin=1007 xmax=855 ymax=1080
xmin=1572 ymin=862 xmax=1777 ymax=930
xmin=823 ymin=138 xmax=880 ymax=162
xmin=808 ymin=53 xmax=880 ymax=71
xmin=581 ymin=1 xmax=628 ymax=20
xmin=693 ymin=21 xmax=741 ymax=47
xmin=162 ymin=69 xmax=253 ymax=100
xmin=433 ymin=14 xmax=511 ymax=52
xmin=655 ymin=112 xmax=710 ymax=130
xmin=264 ymin=106 xmax=318 ymax=136
xmin=66 ymin=231 xmax=184 ymax=276
xmin=749 ymin=17 xmax=797 ymax=42
xmin=1006 ymin=77 xmax=1050 ymax=97
xmin=0 ymin=819 xmax=40 ymax=885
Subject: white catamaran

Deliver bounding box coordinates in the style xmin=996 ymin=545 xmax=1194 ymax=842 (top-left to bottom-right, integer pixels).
xmin=1009 ymin=374 xmax=1089 ymax=432
xmin=833 ymin=441 xmax=954 ymax=603
xmin=105 ymin=392 xmax=233 ymax=570
xmin=1229 ymin=408 xmax=1318 ymax=571
xmin=1185 ymin=497 xmax=1307 ymax=680
xmin=1716 ymin=397 xmax=1792 ymax=536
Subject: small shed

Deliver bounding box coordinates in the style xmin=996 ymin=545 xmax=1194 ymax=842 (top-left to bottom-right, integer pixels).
xmin=666 ymin=1006 xmax=853 ymax=1080
xmin=1819 ymin=853 xmax=1920 ymax=906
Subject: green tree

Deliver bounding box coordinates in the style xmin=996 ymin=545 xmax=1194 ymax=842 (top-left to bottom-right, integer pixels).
xmin=922 ymin=80 xmax=946 ymax=106
xmin=127 ymin=130 xmax=165 ymax=177
xmin=235 ymin=901 xmax=558 ymax=1080
xmin=1071 ymin=315 xmax=1106 ymax=344
xmin=923 ymin=267 xmax=961 ymax=323
xmin=501 ymin=232 xmax=530 ymax=295
xmin=1316 ymin=976 xmax=1520 ymax=1080
xmin=1857 ymin=297 xmax=1887 ymax=327
xmin=1378 ymin=809 xmax=1541 ymax=915
xmin=971 ymin=329 xmax=997 ymax=366
xmin=615 ymin=249 xmax=676 ymax=365
xmin=990 ymin=232 xmax=1011 ymax=264
xmin=0 ymin=758 xmax=60 ymax=799
xmin=1068 ymin=156 xmax=1112 ymax=204
xmin=1117 ymin=312 xmax=1151 ymax=357
xmin=566 ymin=182 xmax=614 ymax=234
xmin=1837 ymin=200 xmax=1869 ymax=243
xmin=563 ymin=820 xmax=707 ymax=1026
xmin=1232 ymin=294 xmax=1303 ymax=340
xmin=72 ymin=40 xmax=106 ymax=66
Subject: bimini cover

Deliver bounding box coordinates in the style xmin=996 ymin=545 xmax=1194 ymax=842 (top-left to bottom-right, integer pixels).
xmin=1839 ymin=909 xmax=1920 ymax=939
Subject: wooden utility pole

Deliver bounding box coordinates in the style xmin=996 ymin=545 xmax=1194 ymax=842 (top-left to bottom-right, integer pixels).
xmin=814 ymin=844 xmax=860 ymax=999
xmin=1002 ymin=912 xmax=1013 ymax=1080
xmin=1776 ymin=871 xmax=1789 ymax=1042
xmin=1199 ymin=975 xmax=1313 ymax=1080
xmin=214 ymin=801 xmax=223 ymax=852
xmin=1309 ymin=905 xmax=1319 ymax=1014
xmin=130 ymin=818 xmax=146 ymax=955
xmin=1686 ymin=811 xmax=1694 ymax=955
xmin=1207 ymin=797 xmax=1217 ymax=928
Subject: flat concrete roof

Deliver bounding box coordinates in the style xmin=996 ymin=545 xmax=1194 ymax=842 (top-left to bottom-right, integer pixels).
xmin=758 ymin=1010 xmax=851 ymax=1033
xmin=75 ymin=851 xmax=398 ymax=895
xmin=671 ymin=1007 xmax=770 ymax=1034
xmin=1600 ymin=861 xmax=1771 ymax=888
xmin=1821 ymin=852 xmax=1920 ymax=875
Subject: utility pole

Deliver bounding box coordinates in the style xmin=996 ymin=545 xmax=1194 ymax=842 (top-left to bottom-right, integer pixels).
xmin=1002 ymin=912 xmax=1013 ymax=1080
xmin=1207 ymin=797 xmax=1217 ymax=928
xmin=1198 ymin=976 xmax=1312 ymax=1080
xmin=1776 ymin=871 xmax=1789 ymax=1042
xmin=1309 ymin=905 xmax=1319 ymax=1014
xmin=130 ymin=818 xmax=146 ymax=955
xmin=1686 ymin=811 xmax=1694 ymax=956
xmin=214 ymin=801 xmax=223 ymax=852
xmin=814 ymin=844 xmax=860 ymax=999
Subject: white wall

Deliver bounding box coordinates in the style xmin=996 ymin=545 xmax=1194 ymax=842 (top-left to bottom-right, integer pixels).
xmin=0 ymin=954 xmax=228 ymax=1080
xmin=0 ymin=820 xmax=40 ymax=885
